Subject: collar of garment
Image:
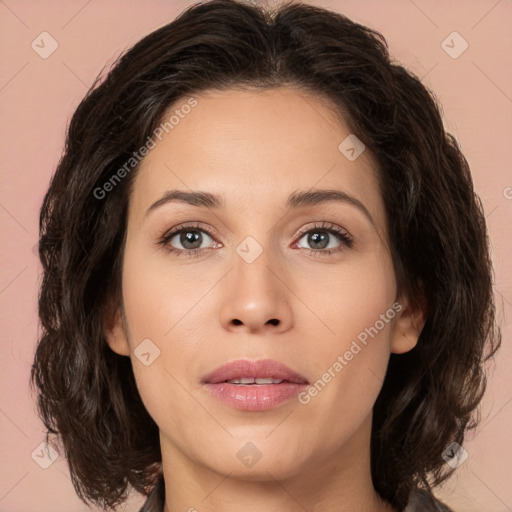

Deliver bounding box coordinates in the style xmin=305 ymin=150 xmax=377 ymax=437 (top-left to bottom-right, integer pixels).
xmin=137 ymin=474 xmax=454 ymax=512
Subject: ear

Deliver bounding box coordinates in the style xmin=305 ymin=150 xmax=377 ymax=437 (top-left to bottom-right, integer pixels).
xmin=103 ymin=299 xmax=131 ymax=357
xmin=390 ymin=289 xmax=427 ymax=354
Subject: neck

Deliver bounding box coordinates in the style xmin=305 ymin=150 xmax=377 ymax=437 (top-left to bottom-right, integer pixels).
xmin=160 ymin=413 xmax=397 ymax=512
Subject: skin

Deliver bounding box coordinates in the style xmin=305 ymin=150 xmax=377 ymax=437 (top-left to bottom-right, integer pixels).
xmin=105 ymin=87 xmax=424 ymax=512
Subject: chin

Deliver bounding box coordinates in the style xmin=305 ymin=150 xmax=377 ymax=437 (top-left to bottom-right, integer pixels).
xmin=201 ymin=443 xmax=309 ymax=481
xmin=213 ymin=459 xmax=304 ymax=482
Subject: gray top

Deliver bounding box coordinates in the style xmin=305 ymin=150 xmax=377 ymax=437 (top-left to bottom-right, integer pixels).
xmin=138 ymin=475 xmax=454 ymax=511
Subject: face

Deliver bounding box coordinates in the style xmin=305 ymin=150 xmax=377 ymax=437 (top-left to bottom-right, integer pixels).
xmin=105 ymin=87 xmax=422 ymax=483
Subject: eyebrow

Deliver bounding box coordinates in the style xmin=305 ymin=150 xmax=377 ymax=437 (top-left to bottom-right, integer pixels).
xmin=145 ymin=188 xmax=375 ymax=226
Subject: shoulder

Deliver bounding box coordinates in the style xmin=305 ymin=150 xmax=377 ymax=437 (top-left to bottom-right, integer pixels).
xmin=405 ymin=487 xmax=455 ymax=512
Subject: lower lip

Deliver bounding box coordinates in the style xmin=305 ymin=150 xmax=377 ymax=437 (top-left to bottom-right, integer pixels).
xmin=203 ymin=382 xmax=308 ymax=411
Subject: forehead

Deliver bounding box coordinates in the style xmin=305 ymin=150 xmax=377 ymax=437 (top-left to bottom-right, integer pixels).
xmin=129 ymin=87 xmax=385 ymax=233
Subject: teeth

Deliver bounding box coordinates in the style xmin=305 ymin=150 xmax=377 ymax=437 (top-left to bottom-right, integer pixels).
xmin=226 ymin=377 xmax=284 ymax=384
xmin=256 ymin=378 xmax=283 ymax=384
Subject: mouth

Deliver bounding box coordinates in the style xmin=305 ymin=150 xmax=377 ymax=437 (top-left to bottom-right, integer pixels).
xmin=202 ymin=359 xmax=309 ymax=411
xmin=201 ymin=358 xmax=309 ymax=385
xmin=222 ymin=377 xmax=293 ymax=385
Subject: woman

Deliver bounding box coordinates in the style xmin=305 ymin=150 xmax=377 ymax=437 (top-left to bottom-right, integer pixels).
xmin=30 ymin=0 xmax=501 ymax=511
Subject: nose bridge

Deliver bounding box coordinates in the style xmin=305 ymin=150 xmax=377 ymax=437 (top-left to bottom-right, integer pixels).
xmin=227 ymin=198 xmax=281 ymax=272
xmin=218 ymin=229 xmax=293 ymax=332
xmin=232 ymin=232 xmax=279 ymax=291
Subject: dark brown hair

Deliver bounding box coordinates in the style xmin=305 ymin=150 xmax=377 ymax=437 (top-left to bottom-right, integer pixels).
xmin=30 ymin=0 xmax=501 ymax=510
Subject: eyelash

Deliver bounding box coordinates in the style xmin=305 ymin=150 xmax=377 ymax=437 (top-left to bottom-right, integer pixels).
xmin=157 ymin=221 xmax=354 ymax=259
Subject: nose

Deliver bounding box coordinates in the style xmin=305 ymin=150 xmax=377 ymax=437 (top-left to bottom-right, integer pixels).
xmin=219 ymin=245 xmax=293 ymax=335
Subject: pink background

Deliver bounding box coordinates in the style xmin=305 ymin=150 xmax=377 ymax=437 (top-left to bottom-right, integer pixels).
xmin=0 ymin=1 xmax=511 ymax=511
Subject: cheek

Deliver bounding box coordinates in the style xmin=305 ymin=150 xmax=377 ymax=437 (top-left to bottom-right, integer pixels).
xmin=298 ymin=253 xmax=396 ymax=350
xmin=295 ymin=253 xmax=397 ymax=405
xmin=121 ymin=235 xmax=211 ymax=343
xmin=120 ymin=236 xmax=230 ymax=429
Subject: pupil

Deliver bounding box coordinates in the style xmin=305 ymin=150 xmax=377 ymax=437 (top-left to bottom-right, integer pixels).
xmin=181 ymin=230 xmax=201 ymax=249
xmin=309 ymin=232 xmax=328 ymax=249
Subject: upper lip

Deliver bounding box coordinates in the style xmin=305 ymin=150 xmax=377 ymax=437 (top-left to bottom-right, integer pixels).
xmin=202 ymin=358 xmax=309 ymax=384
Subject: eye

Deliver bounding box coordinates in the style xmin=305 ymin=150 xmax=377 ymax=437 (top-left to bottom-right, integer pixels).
xmin=293 ymin=222 xmax=353 ymax=256
xmin=158 ymin=223 xmax=220 ymax=259
xmin=157 ymin=221 xmax=353 ymax=259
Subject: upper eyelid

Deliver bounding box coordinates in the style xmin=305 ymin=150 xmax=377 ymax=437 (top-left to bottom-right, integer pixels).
xmin=163 ymin=222 xmax=216 ymax=239
xmin=295 ymin=221 xmax=351 ymax=237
